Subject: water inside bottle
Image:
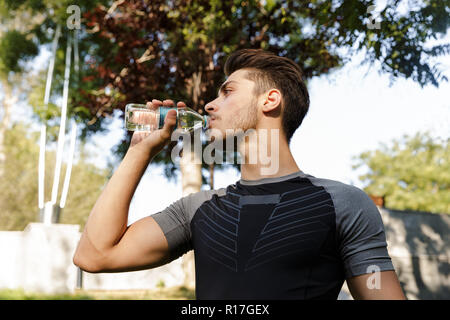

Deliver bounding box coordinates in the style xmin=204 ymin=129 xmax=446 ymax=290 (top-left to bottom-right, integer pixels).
xmin=125 ymin=104 xmax=160 ymax=131
xmin=178 ymin=108 xmax=205 ymax=131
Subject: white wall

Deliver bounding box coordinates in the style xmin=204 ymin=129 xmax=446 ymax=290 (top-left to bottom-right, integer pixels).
xmin=0 ymin=223 xmax=185 ymax=294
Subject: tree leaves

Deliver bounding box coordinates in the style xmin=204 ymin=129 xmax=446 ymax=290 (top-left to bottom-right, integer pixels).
xmin=353 ymin=132 xmax=450 ymax=214
xmin=0 ymin=30 xmax=38 ymax=76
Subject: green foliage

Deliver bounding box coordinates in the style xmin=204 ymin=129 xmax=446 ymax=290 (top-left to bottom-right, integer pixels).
xmin=0 ymin=0 xmax=113 ymax=143
xmin=0 ymin=288 xmax=93 ymax=300
xmin=366 ymin=1 xmax=450 ymax=86
xmin=353 ymin=132 xmax=450 ymax=214
xmin=0 ymin=122 xmax=110 ymax=231
xmin=0 ymin=30 xmax=38 ymax=76
xmin=0 ymin=0 xmax=45 ymax=12
xmin=0 ymin=285 xmax=195 ymax=300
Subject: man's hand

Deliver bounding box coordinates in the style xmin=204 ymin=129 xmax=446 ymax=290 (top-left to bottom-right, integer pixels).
xmin=129 ymin=99 xmax=187 ymax=158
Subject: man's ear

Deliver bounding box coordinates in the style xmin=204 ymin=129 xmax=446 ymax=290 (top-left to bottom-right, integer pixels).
xmin=262 ymin=89 xmax=282 ymax=113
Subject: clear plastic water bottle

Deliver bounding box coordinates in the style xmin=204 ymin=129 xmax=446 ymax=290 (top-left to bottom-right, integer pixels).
xmin=124 ymin=103 xmax=210 ymax=132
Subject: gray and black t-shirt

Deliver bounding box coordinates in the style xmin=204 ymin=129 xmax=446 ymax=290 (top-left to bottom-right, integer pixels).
xmin=151 ymin=170 xmax=395 ymax=299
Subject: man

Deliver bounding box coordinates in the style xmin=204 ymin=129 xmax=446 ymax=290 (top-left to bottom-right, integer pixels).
xmin=73 ymin=49 xmax=406 ymax=300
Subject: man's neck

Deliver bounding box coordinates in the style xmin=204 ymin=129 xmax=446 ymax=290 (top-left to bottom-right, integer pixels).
xmin=238 ymin=128 xmax=300 ymax=181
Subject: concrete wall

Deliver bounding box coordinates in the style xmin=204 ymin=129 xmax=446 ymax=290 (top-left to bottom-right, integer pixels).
xmin=380 ymin=207 xmax=450 ymax=300
xmin=339 ymin=207 xmax=450 ymax=300
xmin=0 ymin=223 xmax=185 ymax=294
xmin=1 ymin=207 xmax=449 ymax=298
xmin=0 ymin=223 xmax=80 ymax=293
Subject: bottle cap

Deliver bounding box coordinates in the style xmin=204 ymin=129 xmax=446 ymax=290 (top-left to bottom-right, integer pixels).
xmin=203 ymin=115 xmax=210 ymax=130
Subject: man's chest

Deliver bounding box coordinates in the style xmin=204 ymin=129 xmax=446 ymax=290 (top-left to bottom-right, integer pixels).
xmin=191 ymin=186 xmax=338 ymax=273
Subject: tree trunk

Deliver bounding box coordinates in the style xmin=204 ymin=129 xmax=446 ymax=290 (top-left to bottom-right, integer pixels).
xmin=179 ymin=146 xmax=202 ymax=290
xmin=179 ymin=69 xmax=206 ymax=290
xmin=209 ymin=163 xmax=214 ymax=189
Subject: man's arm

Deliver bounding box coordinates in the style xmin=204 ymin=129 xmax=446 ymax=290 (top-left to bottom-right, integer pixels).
xmin=325 ymin=183 xmax=406 ymax=300
xmin=73 ymin=99 xmax=181 ymax=273
xmin=347 ymin=270 xmax=406 ymax=300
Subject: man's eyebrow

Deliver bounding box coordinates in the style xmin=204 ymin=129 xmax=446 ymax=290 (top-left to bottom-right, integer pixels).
xmin=218 ymin=80 xmax=238 ymax=95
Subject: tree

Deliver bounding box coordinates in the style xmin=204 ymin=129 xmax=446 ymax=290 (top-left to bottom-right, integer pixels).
xmin=0 ymin=122 xmax=110 ymax=231
xmin=0 ymin=26 xmax=38 ymax=175
xmin=0 ymin=0 xmax=113 ymax=144
xmin=78 ymin=0 xmax=449 ymax=170
xmin=352 ymin=132 xmax=450 ymax=214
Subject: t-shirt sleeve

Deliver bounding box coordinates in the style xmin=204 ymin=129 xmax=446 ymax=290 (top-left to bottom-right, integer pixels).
xmin=334 ymin=186 xmax=395 ymax=278
xmin=150 ymin=188 xmax=226 ymax=262
xmin=151 ymin=196 xmax=193 ymax=262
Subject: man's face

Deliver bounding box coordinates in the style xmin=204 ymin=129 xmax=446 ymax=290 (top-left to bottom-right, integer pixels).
xmin=205 ymin=69 xmax=259 ymax=138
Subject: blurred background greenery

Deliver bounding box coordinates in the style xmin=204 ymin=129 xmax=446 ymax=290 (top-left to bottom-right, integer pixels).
xmin=0 ymin=286 xmax=195 ymax=300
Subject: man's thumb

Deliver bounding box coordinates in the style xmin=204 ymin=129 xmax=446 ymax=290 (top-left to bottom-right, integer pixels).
xmin=161 ymin=109 xmax=177 ymax=137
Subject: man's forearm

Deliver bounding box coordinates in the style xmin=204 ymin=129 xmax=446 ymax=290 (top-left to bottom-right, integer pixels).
xmin=82 ymin=147 xmax=153 ymax=253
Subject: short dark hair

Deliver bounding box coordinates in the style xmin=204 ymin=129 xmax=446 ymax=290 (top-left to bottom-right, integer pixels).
xmin=224 ymin=49 xmax=310 ymax=144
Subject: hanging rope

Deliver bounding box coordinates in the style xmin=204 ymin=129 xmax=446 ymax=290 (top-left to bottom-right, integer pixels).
xmin=73 ymin=29 xmax=79 ymax=75
xmin=43 ymin=25 xmax=61 ymax=106
xmin=59 ymin=27 xmax=80 ymax=209
xmin=39 ymin=25 xmax=80 ymax=220
xmin=38 ymin=125 xmax=46 ymax=209
xmin=39 ymin=24 xmax=61 ymax=210
xmin=60 ymin=120 xmax=77 ymax=209
xmin=51 ymin=34 xmax=72 ymax=205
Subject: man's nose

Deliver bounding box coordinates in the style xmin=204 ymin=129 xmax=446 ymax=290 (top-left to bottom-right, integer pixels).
xmin=204 ymin=101 xmax=217 ymax=114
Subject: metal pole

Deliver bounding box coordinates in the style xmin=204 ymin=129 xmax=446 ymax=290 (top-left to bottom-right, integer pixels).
xmin=76 ymin=267 xmax=83 ymax=290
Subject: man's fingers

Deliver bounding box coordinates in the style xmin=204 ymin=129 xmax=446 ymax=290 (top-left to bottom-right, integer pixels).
xmin=151 ymin=99 xmax=163 ymax=108
xmin=163 ymin=99 xmax=175 ymax=107
xmin=146 ymin=99 xmax=187 ymax=113
xmin=146 ymin=100 xmax=157 ymax=111
xmin=148 ymin=99 xmax=184 ymax=109
xmin=177 ymin=101 xmax=187 ymax=108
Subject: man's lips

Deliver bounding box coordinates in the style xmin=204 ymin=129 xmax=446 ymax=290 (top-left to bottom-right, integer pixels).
xmin=207 ymin=117 xmax=216 ymax=129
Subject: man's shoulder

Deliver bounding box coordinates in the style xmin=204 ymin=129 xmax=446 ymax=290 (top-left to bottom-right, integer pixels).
xmin=179 ymin=186 xmax=228 ymax=212
xmin=154 ymin=186 xmax=230 ymax=226
xmin=183 ymin=186 xmax=228 ymax=201
xmin=305 ymin=174 xmax=384 ymax=237
xmin=305 ymin=174 xmax=377 ymax=215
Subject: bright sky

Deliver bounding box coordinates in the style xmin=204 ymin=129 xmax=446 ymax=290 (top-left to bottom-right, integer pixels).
xmin=9 ymin=38 xmax=450 ymax=226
